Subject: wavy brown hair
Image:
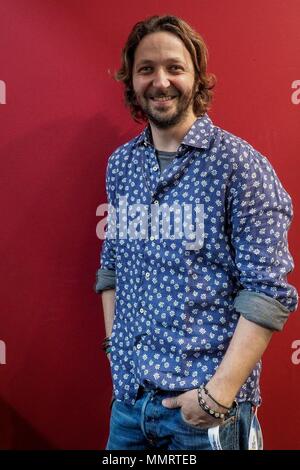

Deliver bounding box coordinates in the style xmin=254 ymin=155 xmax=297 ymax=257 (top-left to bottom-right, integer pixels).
xmin=115 ymin=15 xmax=216 ymax=123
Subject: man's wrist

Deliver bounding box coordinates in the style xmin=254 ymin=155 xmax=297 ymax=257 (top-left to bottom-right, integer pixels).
xmin=197 ymin=386 xmax=230 ymax=420
xmin=205 ymin=377 xmax=237 ymax=409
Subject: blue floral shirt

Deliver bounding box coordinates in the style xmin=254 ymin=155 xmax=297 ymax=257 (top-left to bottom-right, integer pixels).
xmin=98 ymin=114 xmax=298 ymax=405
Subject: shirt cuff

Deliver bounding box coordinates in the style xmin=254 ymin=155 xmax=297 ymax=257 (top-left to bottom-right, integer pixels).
xmin=234 ymin=290 xmax=290 ymax=331
xmin=94 ymin=268 xmax=116 ymax=293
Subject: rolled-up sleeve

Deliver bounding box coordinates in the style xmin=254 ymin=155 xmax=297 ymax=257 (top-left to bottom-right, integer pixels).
xmin=229 ymin=145 xmax=298 ymax=330
xmin=94 ymin=268 xmax=116 ymax=293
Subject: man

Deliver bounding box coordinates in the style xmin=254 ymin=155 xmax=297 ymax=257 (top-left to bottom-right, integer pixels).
xmin=95 ymin=15 xmax=298 ymax=450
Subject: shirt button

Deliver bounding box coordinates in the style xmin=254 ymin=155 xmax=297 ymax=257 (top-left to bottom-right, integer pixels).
xmin=153 ymin=165 xmax=159 ymax=171
xmin=136 ymin=344 xmax=142 ymax=350
xmin=145 ymin=272 xmax=151 ymax=280
xmin=140 ymin=308 xmax=145 ymax=313
xmin=150 ymin=236 xmax=155 ymax=241
xmin=153 ymin=200 xmax=159 ymax=205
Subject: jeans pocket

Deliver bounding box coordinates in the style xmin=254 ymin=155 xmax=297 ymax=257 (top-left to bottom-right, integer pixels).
xmin=214 ymin=415 xmax=237 ymax=450
xmin=178 ymin=408 xmax=237 ymax=450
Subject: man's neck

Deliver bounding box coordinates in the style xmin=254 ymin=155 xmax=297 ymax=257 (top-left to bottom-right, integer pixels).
xmin=149 ymin=113 xmax=197 ymax=152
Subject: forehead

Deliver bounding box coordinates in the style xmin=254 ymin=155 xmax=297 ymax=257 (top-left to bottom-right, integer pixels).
xmin=133 ymin=31 xmax=192 ymax=65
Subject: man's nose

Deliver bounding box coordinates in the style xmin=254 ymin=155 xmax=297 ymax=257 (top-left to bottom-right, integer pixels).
xmin=152 ymin=69 xmax=170 ymax=89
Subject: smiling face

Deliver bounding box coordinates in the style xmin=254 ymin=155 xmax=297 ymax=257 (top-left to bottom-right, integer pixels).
xmin=132 ymin=31 xmax=197 ymax=129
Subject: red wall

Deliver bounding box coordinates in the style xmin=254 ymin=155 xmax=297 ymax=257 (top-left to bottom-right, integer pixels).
xmin=1 ymin=0 xmax=299 ymax=450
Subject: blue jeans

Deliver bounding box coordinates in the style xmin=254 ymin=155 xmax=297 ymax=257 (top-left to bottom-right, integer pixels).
xmin=106 ymin=386 xmax=259 ymax=450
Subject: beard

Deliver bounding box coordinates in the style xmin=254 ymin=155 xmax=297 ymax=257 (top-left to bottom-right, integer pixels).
xmin=136 ymin=85 xmax=196 ymax=129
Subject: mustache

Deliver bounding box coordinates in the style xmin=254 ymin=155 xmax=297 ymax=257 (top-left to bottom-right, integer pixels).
xmin=146 ymin=91 xmax=179 ymax=99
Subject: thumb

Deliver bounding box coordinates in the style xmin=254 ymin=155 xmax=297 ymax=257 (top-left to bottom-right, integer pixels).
xmin=162 ymin=396 xmax=181 ymax=409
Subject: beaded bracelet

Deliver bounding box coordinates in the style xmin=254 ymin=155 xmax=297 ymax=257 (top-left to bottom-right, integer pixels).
xmin=102 ymin=336 xmax=112 ymax=355
xmin=197 ymin=386 xmax=229 ymax=420
xmin=203 ymin=386 xmax=232 ymax=411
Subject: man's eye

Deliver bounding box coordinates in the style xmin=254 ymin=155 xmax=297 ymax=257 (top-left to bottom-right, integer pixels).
xmin=139 ymin=67 xmax=152 ymax=73
xmin=170 ymin=65 xmax=183 ymax=71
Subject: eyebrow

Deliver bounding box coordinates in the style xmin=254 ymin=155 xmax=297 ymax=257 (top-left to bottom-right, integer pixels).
xmin=135 ymin=58 xmax=186 ymax=68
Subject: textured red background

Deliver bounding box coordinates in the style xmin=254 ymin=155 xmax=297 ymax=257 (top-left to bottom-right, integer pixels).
xmin=0 ymin=0 xmax=299 ymax=449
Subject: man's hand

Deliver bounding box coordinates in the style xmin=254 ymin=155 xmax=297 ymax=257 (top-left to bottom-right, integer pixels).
xmin=162 ymin=389 xmax=226 ymax=429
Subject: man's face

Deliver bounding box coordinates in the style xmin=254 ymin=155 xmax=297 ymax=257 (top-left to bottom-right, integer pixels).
xmin=132 ymin=31 xmax=197 ymax=129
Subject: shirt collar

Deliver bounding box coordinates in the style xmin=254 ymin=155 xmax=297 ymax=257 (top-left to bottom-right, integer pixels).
xmin=134 ymin=113 xmax=215 ymax=151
